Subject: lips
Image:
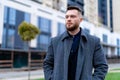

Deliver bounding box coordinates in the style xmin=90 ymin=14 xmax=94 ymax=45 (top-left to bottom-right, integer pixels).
xmin=67 ymin=23 xmax=72 ymax=25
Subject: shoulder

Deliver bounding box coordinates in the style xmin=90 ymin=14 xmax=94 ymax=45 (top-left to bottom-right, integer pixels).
xmin=83 ymin=30 xmax=100 ymax=44
xmin=50 ymin=32 xmax=65 ymax=46
xmin=51 ymin=34 xmax=62 ymax=43
xmin=88 ymin=34 xmax=99 ymax=41
xmin=84 ymin=33 xmax=101 ymax=51
xmin=81 ymin=28 xmax=100 ymax=43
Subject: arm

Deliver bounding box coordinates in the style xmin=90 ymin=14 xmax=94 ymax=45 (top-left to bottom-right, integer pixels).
xmin=43 ymin=39 xmax=54 ymax=80
xmin=92 ymin=38 xmax=108 ymax=80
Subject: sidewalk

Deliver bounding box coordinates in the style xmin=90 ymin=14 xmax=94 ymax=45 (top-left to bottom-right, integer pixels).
xmin=108 ymin=63 xmax=120 ymax=70
xmin=108 ymin=63 xmax=120 ymax=73
xmin=0 ymin=63 xmax=120 ymax=80
xmin=0 ymin=69 xmax=44 ymax=80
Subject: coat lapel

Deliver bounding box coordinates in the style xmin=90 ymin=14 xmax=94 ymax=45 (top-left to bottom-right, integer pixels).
xmin=61 ymin=29 xmax=88 ymax=80
xmin=63 ymin=38 xmax=73 ymax=80
xmin=75 ymin=39 xmax=85 ymax=80
xmin=75 ymin=32 xmax=88 ymax=80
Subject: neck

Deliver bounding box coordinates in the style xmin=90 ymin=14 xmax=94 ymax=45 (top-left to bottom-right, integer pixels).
xmin=68 ymin=28 xmax=80 ymax=36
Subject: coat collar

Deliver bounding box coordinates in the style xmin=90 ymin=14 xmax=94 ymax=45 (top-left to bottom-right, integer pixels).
xmin=61 ymin=28 xmax=88 ymax=42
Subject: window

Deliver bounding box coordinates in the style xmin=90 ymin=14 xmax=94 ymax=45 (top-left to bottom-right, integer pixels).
xmin=24 ymin=13 xmax=30 ymax=23
xmin=7 ymin=29 xmax=15 ymax=48
xmin=1 ymin=28 xmax=7 ymax=48
xmin=39 ymin=35 xmax=49 ymax=44
xmin=4 ymin=7 xmax=8 ymax=23
xmin=103 ymin=46 xmax=108 ymax=56
xmin=2 ymin=6 xmax=31 ymax=50
xmin=102 ymin=34 xmax=107 ymax=43
xmin=39 ymin=17 xmax=51 ymax=33
xmin=117 ymin=39 xmax=120 ymax=56
xmin=57 ymin=22 xmax=65 ymax=35
xmin=98 ymin=0 xmax=108 ymax=26
xmin=9 ymin=8 xmax=16 ymax=25
xmin=37 ymin=17 xmax=51 ymax=50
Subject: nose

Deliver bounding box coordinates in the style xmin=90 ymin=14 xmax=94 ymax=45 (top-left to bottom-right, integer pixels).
xmin=67 ymin=16 xmax=71 ymax=20
xmin=66 ymin=16 xmax=71 ymax=22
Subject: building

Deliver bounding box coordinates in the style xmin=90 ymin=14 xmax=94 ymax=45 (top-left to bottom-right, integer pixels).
xmin=97 ymin=0 xmax=113 ymax=32
xmin=112 ymin=0 xmax=120 ymax=33
xmin=84 ymin=0 xmax=120 ymax=34
xmin=67 ymin=0 xmax=84 ymax=15
xmin=84 ymin=0 xmax=98 ymax=26
xmin=81 ymin=20 xmax=120 ymax=59
xmin=0 ymin=0 xmax=67 ymax=69
xmin=31 ymin=0 xmax=67 ymax=12
xmin=67 ymin=0 xmax=120 ymax=59
xmin=0 ymin=0 xmax=120 ymax=70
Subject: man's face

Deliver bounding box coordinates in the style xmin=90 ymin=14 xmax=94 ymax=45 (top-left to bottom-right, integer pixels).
xmin=65 ymin=9 xmax=82 ymax=31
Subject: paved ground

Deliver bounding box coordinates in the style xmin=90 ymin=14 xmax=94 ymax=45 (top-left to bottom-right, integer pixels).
xmin=108 ymin=63 xmax=120 ymax=70
xmin=0 ymin=63 xmax=120 ymax=80
xmin=108 ymin=63 xmax=120 ymax=73
xmin=0 ymin=69 xmax=44 ymax=80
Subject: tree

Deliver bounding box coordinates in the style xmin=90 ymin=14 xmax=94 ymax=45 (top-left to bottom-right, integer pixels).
xmin=18 ymin=21 xmax=40 ymax=80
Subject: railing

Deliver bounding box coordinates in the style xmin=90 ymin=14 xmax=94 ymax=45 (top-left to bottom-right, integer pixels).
xmin=0 ymin=60 xmax=13 ymax=68
xmin=0 ymin=50 xmax=46 ymax=71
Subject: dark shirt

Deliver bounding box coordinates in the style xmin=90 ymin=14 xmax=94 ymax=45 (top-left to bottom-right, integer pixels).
xmin=68 ymin=30 xmax=81 ymax=80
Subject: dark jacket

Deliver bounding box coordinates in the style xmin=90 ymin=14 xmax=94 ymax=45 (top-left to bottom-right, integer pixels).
xmin=43 ymin=29 xmax=108 ymax=80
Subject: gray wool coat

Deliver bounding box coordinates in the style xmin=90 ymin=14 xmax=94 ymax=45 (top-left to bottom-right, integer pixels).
xmin=43 ymin=29 xmax=108 ymax=80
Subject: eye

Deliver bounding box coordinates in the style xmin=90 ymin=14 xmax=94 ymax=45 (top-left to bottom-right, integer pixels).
xmin=65 ymin=15 xmax=76 ymax=19
xmin=70 ymin=15 xmax=76 ymax=18
xmin=65 ymin=15 xmax=69 ymax=19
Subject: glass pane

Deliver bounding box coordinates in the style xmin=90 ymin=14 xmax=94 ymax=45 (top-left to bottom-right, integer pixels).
xmin=39 ymin=17 xmax=51 ymax=32
xmin=24 ymin=13 xmax=30 ymax=23
xmin=9 ymin=8 xmax=16 ymax=25
xmin=103 ymin=34 xmax=107 ymax=43
xmin=58 ymin=23 xmax=65 ymax=35
xmin=37 ymin=17 xmax=51 ymax=50
xmin=117 ymin=39 xmax=120 ymax=56
xmin=4 ymin=7 xmax=8 ymax=23
xmin=103 ymin=46 xmax=108 ymax=55
xmin=7 ymin=29 xmax=15 ymax=48
xmin=117 ymin=39 xmax=119 ymax=45
xmin=1 ymin=28 xmax=6 ymax=48
xmin=40 ymin=35 xmax=49 ymax=44
xmin=38 ymin=35 xmax=50 ymax=50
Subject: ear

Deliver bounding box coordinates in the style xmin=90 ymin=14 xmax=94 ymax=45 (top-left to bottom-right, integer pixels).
xmin=80 ymin=18 xmax=83 ymax=22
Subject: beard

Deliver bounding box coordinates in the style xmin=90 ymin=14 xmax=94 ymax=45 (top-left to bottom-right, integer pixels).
xmin=66 ymin=23 xmax=79 ymax=31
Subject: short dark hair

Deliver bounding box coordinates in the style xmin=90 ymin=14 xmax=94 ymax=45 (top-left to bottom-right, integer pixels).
xmin=66 ymin=6 xmax=82 ymax=13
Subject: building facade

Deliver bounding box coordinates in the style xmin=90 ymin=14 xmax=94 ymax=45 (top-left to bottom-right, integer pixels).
xmin=0 ymin=0 xmax=67 ymax=51
xmin=67 ymin=0 xmax=84 ymax=15
xmin=0 ymin=0 xmax=120 ymax=69
xmin=81 ymin=20 xmax=120 ymax=58
xmin=31 ymin=0 xmax=67 ymax=12
xmin=112 ymin=0 xmax=120 ymax=33
xmin=84 ymin=0 xmax=98 ymax=26
xmin=83 ymin=0 xmax=120 ymax=59
xmin=0 ymin=0 xmax=66 ymax=69
xmin=84 ymin=0 xmax=120 ymax=33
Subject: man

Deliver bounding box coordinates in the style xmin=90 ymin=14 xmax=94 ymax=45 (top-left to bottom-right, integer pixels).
xmin=43 ymin=6 xmax=108 ymax=80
